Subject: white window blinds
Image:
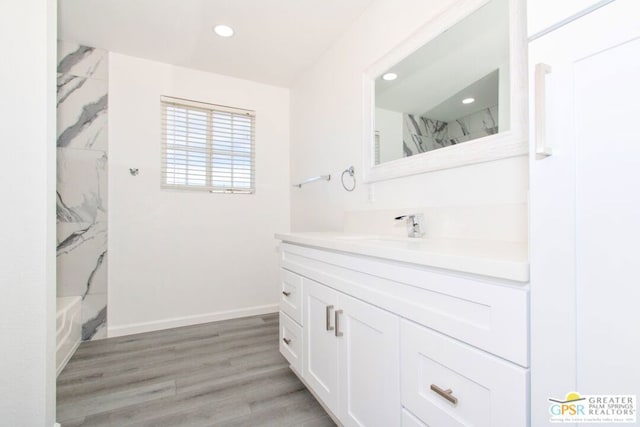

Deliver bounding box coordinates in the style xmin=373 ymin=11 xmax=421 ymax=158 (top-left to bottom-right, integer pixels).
xmin=161 ymin=96 xmax=255 ymax=193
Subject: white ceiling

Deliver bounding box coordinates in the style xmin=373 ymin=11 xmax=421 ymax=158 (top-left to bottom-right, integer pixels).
xmin=58 ymin=0 xmax=374 ymax=88
xmin=426 ymin=70 xmax=499 ymax=122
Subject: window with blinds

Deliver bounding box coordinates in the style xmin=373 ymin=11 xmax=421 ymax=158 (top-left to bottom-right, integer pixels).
xmin=161 ymin=96 xmax=255 ymax=194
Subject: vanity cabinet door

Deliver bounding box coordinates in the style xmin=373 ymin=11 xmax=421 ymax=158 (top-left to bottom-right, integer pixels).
xmin=303 ymin=278 xmax=339 ymax=414
xmin=337 ymin=293 xmax=401 ymax=427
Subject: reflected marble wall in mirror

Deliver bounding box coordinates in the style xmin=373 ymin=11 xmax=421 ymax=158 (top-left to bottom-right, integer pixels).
xmin=374 ymin=0 xmax=509 ymax=165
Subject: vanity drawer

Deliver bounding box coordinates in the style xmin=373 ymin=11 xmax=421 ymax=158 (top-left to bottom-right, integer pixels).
xmin=279 ymin=312 xmax=303 ymax=374
xmin=401 ymin=320 xmax=528 ymax=427
xmin=280 ymin=269 xmax=303 ymax=324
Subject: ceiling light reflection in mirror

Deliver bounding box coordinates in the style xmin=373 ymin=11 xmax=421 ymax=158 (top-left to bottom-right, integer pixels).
xmin=373 ymin=0 xmax=509 ymax=165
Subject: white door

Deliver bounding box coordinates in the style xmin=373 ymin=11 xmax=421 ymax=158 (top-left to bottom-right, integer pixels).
xmin=530 ymin=1 xmax=640 ymax=425
xmin=527 ymin=0 xmax=610 ymax=38
xmin=303 ymin=278 xmax=339 ymax=414
xmin=337 ymin=293 xmax=401 ymax=427
xmin=573 ymin=33 xmax=640 ymax=394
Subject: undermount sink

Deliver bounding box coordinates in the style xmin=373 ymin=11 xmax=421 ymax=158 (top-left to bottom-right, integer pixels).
xmin=332 ymin=235 xmax=381 ymax=241
xmin=333 ymin=234 xmax=416 ymax=243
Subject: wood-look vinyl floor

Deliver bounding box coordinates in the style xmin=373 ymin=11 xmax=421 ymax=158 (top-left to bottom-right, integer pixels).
xmin=57 ymin=313 xmax=335 ymax=427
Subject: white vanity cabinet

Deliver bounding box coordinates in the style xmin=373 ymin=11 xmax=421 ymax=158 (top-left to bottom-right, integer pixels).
xmin=303 ymin=278 xmax=401 ymax=426
xmin=277 ymin=240 xmax=530 ymax=427
xmin=302 ymin=277 xmax=339 ymax=412
xmin=337 ymin=291 xmax=401 ymax=427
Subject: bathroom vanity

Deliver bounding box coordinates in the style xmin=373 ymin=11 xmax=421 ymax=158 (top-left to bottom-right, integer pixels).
xmin=276 ymin=232 xmax=529 ymax=427
xmin=279 ymin=0 xmax=533 ymax=424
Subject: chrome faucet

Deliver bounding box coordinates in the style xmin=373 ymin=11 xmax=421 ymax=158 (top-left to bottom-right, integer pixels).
xmin=395 ymin=214 xmax=425 ymax=238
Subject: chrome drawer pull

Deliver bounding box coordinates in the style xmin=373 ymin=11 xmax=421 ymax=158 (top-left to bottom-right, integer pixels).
xmin=326 ymin=305 xmax=334 ymax=331
xmin=335 ymin=310 xmax=343 ymax=337
xmin=282 ymin=337 xmax=291 ymax=345
xmin=430 ymin=384 xmax=458 ymax=405
xmin=282 ymin=290 xmax=291 ymax=296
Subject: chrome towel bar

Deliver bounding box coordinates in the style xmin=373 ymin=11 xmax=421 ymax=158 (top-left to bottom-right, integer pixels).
xmin=293 ymin=174 xmax=331 ymax=188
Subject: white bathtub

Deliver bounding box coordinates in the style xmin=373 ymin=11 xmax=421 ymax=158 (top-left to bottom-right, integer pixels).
xmin=56 ymin=296 xmax=81 ymax=376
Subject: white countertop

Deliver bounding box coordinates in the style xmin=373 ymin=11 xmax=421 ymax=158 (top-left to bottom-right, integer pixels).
xmin=275 ymin=232 xmax=529 ymax=282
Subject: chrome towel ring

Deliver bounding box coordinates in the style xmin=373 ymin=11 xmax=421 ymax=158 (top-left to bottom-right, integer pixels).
xmin=341 ymin=166 xmax=356 ymax=192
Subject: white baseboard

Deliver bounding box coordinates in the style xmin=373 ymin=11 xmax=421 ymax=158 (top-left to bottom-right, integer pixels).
xmin=107 ymin=304 xmax=279 ymax=337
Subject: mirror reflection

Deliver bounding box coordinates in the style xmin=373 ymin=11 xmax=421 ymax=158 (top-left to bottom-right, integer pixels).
xmin=374 ymin=0 xmax=509 ymax=165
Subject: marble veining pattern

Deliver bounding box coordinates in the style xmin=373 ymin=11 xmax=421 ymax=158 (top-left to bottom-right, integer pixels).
xmin=58 ymin=42 xmax=108 ymax=80
xmin=57 ymin=41 xmax=108 ymax=341
xmin=403 ymin=114 xmax=449 ymax=155
xmin=57 ymin=75 xmax=108 ymax=150
xmin=449 ymin=106 xmax=499 ymax=144
xmin=402 ymin=106 xmax=499 ymax=157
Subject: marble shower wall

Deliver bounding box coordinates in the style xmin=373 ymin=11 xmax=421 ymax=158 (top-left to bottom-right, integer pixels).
xmin=402 ymin=114 xmax=449 ymax=155
xmin=448 ymin=106 xmax=499 ymax=144
xmin=57 ymin=41 xmax=108 ymax=340
xmin=402 ymin=106 xmax=499 ymax=157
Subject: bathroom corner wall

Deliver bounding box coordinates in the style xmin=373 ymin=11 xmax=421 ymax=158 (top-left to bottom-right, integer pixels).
xmin=56 ymin=41 xmax=108 ymax=340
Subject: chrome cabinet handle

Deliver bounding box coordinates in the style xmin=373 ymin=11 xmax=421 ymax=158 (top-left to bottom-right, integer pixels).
xmin=430 ymin=384 xmax=458 ymax=405
xmin=534 ymin=62 xmax=553 ymax=159
xmin=282 ymin=290 xmax=291 ymax=296
xmin=282 ymin=337 xmax=291 ymax=345
xmin=335 ymin=310 xmax=343 ymax=337
xmin=326 ymin=305 xmax=334 ymax=331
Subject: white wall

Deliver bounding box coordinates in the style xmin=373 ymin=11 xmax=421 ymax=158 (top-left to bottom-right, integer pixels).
xmin=108 ymin=53 xmax=290 ymax=335
xmin=290 ymin=0 xmax=528 ymax=232
xmin=0 ymin=0 xmax=57 ymax=425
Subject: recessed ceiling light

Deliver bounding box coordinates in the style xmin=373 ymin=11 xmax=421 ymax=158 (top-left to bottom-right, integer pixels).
xmin=213 ymin=25 xmax=234 ymax=38
xmin=382 ymin=73 xmax=398 ymax=81
xmin=462 ymin=97 xmax=475 ymax=104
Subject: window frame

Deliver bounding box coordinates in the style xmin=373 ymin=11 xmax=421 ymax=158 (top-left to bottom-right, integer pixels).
xmin=160 ymin=95 xmax=256 ymax=194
